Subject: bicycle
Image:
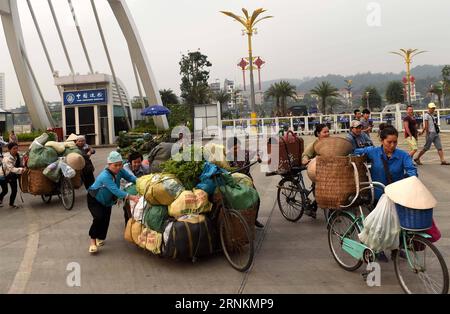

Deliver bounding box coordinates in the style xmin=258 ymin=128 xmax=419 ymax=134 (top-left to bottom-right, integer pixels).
xmin=212 ymin=159 xmax=261 ymax=272
xmin=327 ymin=162 xmax=449 ymax=294
xmin=275 ymin=166 xmax=318 ymax=221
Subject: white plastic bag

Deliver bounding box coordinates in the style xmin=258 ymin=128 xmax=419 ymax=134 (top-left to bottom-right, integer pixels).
xmin=59 ymin=161 xmax=76 ymax=179
xmin=358 ymin=194 xmax=401 ymax=251
xmin=132 ymin=196 xmax=147 ymax=222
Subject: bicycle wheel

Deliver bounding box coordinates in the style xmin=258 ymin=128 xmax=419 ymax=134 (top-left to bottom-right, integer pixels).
xmin=393 ymin=235 xmax=449 ymax=294
xmin=41 ymin=194 xmax=52 ymax=204
xmin=277 ymin=177 xmax=305 ymax=222
xmin=328 ymin=211 xmax=363 ymax=271
xmin=60 ymin=177 xmax=75 ymax=211
xmin=219 ymin=208 xmax=254 ymax=272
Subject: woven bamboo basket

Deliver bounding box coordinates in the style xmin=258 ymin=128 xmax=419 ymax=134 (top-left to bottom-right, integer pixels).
xmin=28 ymin=169 xmax=54 ymax=195
xmin=315 ymin=155 xmax=368 ymax=209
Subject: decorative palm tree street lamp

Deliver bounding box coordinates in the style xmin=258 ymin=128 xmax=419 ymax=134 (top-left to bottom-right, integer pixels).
xmin=390 ymin=49 xmax=426 ymax=106
xmin=344 ymin=79 xmax=353 ymax=107
xmin=221 ymin=8 xmax=273 ymax=118
xmin=365 ymin=91 xmax=370 ymax=110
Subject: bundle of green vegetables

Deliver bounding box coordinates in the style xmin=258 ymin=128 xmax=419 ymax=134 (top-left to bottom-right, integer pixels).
xmin=160 ymin=146 xmax=205 ymax=190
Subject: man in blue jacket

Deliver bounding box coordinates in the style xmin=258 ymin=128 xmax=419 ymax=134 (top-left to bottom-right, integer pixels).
xmin=87 ymin=151 xmax=139 ymax=254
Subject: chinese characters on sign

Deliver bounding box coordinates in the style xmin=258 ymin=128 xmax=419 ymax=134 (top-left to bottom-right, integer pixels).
xmin=64 ymin=89 xmax=108 ymax=105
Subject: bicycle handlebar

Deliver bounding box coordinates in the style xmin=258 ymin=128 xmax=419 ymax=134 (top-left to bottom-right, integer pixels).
xmin=339 ymin=162 xmax=386 ymax=209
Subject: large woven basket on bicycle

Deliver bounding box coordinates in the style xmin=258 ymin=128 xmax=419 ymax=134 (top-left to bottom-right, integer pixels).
xmin=315 ymin=155 xmax=369 ymax=209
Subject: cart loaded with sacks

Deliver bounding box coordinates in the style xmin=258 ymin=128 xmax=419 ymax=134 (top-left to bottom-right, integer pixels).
xmin=19 ymin=133 xmax=86 ymax=210
xmin=123 ymin=144 xmax=261 ymax=272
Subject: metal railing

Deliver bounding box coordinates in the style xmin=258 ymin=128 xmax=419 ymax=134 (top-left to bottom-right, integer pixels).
xmin=221 ymin=108 xmax=450 ymax=136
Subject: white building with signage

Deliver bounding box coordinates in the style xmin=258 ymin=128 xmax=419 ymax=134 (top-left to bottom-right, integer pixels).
xmin=56 ymin=73 xmax=133 ymax=145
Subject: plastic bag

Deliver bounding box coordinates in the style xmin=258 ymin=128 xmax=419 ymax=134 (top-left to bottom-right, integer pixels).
xmin=132 ymin=196 xmax=147 ymax=222
xmin=43 ymin=160 xmax=61 ymax=183
xmin=59 ymin=161 xmax=76 ymax=179
xmin=358 ymin=194 xmax=401 ymax=251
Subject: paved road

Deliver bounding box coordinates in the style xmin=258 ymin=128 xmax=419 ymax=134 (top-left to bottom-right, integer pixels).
xmin=0 ymin=134 xmax=449 ymax=294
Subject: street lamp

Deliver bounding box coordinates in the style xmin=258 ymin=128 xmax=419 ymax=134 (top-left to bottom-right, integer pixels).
xmin=390 ymin=49 xmax=426 ymax=106
xmin=365 ymin=91 xmax=370 ymax=110
xmin=344 ymin=79 xmax=353 ymax=107
xmin=221 ymin=8 xmax=273 ymax=118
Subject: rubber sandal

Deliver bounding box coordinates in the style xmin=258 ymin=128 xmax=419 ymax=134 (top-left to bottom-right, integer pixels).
xmin=96 ymin=239 xmax=105 ymax=247
xmin=89 ymin=245 xmax=98 ymax=254
xmin=441 ymin=161 xmax=450 ymax=165
xmin=414 ymin=158 xmax=423 ymax=165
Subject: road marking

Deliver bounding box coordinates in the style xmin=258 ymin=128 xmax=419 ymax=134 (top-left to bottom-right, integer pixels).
xmin=7 ymin=209 xmax=39 ymax=294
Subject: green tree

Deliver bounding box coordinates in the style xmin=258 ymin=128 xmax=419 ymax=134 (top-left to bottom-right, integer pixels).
xmin=264 ymin=84 xmax=281 ymax=116
xmin=179 ymin=51 xmax=212 ymax=123
xmin=160 ymin=89 xmax=179 ymax=105
xmin=385 ymin=81 xmax=405 ymax=104
xmin=361 ymin=87 xmax=382 ymax=111
xmin=276 ymin=80 xmax=297 ymax=116
xmin=310 ymin=81 xmax=339 ymax=114
xmin=429 ymin=84 xmax=443 ymax=108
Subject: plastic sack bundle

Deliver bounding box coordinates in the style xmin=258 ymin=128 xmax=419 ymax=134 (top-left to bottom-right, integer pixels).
xmin=218 ymin=173 xmax=259 ymax=211
xmin=43 ymin=160 xmax=61 ymax=183
xmin=143 ymin=205 xmax=169 ymax=233
xmin=168 ymin=189 xmax=212 ymax=218
xmin=136 ymin=173 xmax=185 ymax=206
xmin=45 ymin=141 xmax=65 ymax=154
xmin=59 ymin=160 xmax=76 ymax=179
xmin=196 ymin=162 xmax=222 ymax=196
xmin=29 ymin=133 xmax=49 ymax=151
xmin=28 ymin=146 xmax=59 ymax=169
xmin=131 ymin=196 xmax=148 ymax=222
xmin=358 ymin=194 xmax=401 ymax=251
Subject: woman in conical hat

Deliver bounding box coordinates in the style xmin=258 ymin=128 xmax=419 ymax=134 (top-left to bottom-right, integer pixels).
xmin=354 ymin=125 xmax=418 ymax=203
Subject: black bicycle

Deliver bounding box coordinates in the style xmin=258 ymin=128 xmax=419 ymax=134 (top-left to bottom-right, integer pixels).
xmin=212 ymin=159 xmax=261 ymax=272
xmin=275 ymin=166 xmax=317 ymax=222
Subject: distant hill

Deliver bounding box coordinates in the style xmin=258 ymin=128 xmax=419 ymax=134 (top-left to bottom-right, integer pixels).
xmin=257 ymin=65 xmax=444 ymax=96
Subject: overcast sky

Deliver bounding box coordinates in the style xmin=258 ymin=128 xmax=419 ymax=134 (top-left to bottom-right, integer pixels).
xmin=1 ymin=0 xmax=450 ymax=108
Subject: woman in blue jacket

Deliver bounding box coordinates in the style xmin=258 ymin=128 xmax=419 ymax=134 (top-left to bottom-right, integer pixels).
xmin=87 ymin=151 xmax=139 ymax=254
xmin=354 ymin=125 xmax=418 ymax=202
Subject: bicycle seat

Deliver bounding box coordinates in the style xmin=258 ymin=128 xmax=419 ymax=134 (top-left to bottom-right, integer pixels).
xmin=346 ymin=193 xmax=372 ymax=207
xmin=290 ymin=166 xmax=307 ymax=174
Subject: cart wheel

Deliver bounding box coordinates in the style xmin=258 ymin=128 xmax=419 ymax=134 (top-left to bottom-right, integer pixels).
xmin=41 ymin=194 xmax=52 ymax=204
xmin=60 ymin=177 xmax=75 ymax=211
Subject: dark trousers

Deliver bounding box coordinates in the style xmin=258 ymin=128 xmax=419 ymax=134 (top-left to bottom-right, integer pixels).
xmin=123 ymin=202 xmax=131 ymax=227
xmin=87 ymin=194 xmax=112 ymax=240
xmin=82 ymin=170 xmax=96 ymax=190
xmin=0 ymin=179 xmax=18 ymax=206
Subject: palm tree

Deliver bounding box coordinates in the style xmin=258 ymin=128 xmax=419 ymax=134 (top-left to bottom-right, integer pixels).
xmin=310 ymin=81 xmax=339 ymax=114
xmin=212 ymin=90 xmax=231 ymax=117
xmin=276 ymin=80 xmax=297 ymax=116
xmin=159 ymin=89 xmax=179 ymax=105
xmin=264 ymin=84 xmax=281 ymax=116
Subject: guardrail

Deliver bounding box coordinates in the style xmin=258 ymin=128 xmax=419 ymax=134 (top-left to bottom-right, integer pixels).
xmin=222 ymin=108 xmax=450 ymax=136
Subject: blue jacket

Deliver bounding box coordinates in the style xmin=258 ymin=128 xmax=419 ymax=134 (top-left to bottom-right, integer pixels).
xmin=354 ymin=146 xmax=417 ymax=200
xmin=89 ymin=168 xmax=136 ymax=207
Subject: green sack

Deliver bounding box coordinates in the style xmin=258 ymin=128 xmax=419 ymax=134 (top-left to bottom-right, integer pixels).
xmin=63 ymin=147 xmax=82 ymax=156
xmin=124 ymin=184 xmax=138 ymax=196
xmin=28 ymin=147 xmax=59 ymax=169
xmin=143 ymin=205 xmax=169 ymax=233
xmin=219 ymin=173 xmax=259 ymax=211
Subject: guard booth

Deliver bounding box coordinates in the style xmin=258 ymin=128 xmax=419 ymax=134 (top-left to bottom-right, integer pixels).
xmin=55 ymin=73 xmax=133 ymax=145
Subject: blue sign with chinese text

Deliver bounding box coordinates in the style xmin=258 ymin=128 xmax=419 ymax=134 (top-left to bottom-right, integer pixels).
xmin=63 ymin=89 xmax=107 ymax=105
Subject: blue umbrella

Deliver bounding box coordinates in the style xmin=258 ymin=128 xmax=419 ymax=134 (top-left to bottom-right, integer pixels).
xmin=141 ymin=105 xmax=170 ymax=116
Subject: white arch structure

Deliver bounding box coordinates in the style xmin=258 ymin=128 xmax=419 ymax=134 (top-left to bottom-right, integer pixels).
xmin=0 ymin=0 xmax=162 ymax=130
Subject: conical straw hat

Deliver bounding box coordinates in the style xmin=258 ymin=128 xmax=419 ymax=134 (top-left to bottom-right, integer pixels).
xmin=385 ymin=176 xmax=437 ymax=210
xmin=66 ymin=133 xmax=78 ymax=142
xmin=314 ymin=137 xmax=353 ymax=157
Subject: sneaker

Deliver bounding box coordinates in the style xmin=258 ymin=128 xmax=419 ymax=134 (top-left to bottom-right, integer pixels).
xmin=441 ymin=161 xmax=450 ymax=166
xmin=255 ymin=220 xmax=264 ymax=228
